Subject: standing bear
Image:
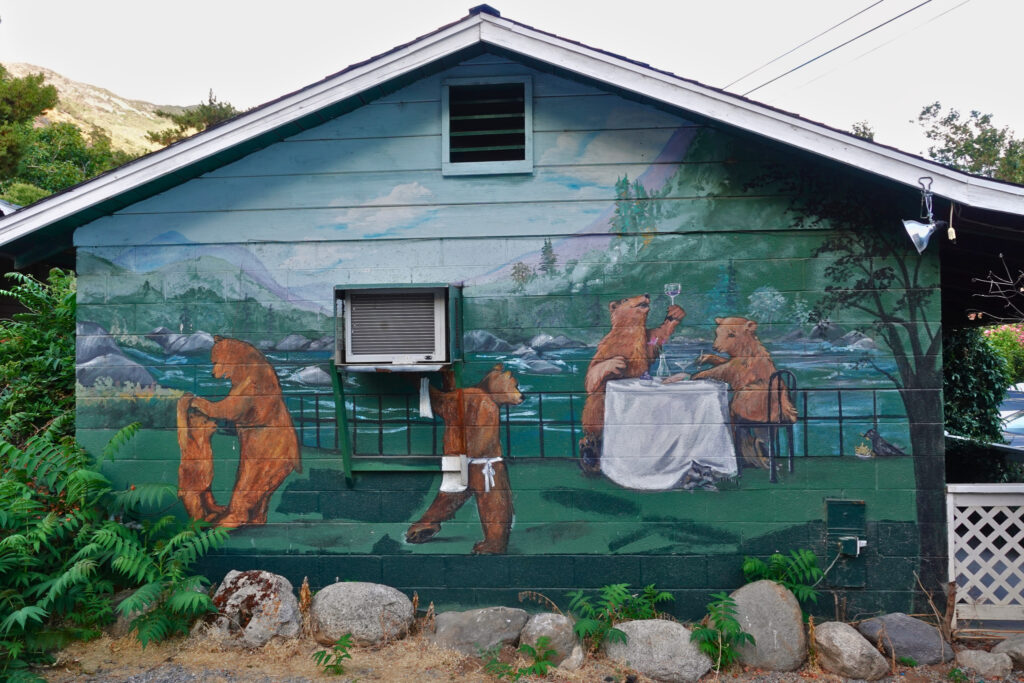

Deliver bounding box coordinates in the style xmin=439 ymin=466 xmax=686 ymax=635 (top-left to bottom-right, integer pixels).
xmin=405 ymin=364 xmax=523 ymax=554
xmin=579 ymin=293 xmax=685 ymax=473
xmin=178 ymin=336 xmax=302 ymax=527
xmin=691 ymin=317 xmax=797 ymax=468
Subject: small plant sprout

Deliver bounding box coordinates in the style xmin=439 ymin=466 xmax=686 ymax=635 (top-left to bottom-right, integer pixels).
xmin=312 ymin=633 xmax=353 ymax=675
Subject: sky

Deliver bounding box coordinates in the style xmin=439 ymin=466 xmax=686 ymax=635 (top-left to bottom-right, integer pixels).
xmin=0 ymin=0 xmax=1019 ymax=157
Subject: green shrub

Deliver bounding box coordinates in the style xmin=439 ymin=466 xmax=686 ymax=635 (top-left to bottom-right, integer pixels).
xmin=943 ymin=327 xmax=1008 ymax=443
xmin=742 ymin=549 xmax=823 ymax=604
xmin=312 ymin=633 xmax=353 ymax=676
xmin=690 ymin=592 xmax=754 ymax=671
xmin=983 ymin=324 xmax=1024 ymax=385
xmin=567 ymin=583 xmax=673 ymax=652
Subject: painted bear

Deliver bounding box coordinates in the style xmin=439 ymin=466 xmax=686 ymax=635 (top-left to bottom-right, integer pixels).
xmin=692 ymin=317 xmax=796 ymax=468
xmin=579 ymin=294 xmax=685 ymax=473
xmin=178 ymin=336 xmax=302 ymax=526
xmin=405 ymin=364 xmax=522 ymax=554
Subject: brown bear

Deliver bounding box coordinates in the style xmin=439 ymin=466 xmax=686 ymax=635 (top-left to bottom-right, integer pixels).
xmin=405 ymin=364 xmax=522 ymax=554
xmin=176 ymin=396 xmax=225 ymax=522
xmin=178 ymin=336 xmax=301 ymax=527
xmin=691 ymin=317 xmax=796 ymax=468
xmin=579 ymin=294 xmax=685 ymax=473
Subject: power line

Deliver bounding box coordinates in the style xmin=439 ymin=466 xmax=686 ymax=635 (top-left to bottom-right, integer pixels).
xmin=795 ymin=0 xmax=971 ymax=91
xmin=723 ymin=0 xmax=888 ymax=90
xmin=742 ymin=0 xmax=935 ymax=97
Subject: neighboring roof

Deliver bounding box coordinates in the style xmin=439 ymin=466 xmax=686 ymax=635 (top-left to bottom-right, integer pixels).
xmin=0 ymin=200 xmax=19 ymax=217
xmin=1 ymin=4 xmax=1022 ymax=264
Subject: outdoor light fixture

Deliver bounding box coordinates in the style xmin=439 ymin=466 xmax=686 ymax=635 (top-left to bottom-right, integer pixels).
xmin=902 ymin=176 xmax=948 ymax=254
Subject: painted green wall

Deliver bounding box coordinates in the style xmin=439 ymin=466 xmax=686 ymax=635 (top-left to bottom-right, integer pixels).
xmin=73 ymin=52 xmax=942 ymax=617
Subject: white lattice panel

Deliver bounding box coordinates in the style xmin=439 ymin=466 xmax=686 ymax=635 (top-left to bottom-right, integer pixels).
xmin=947 ymin=485 xmax=1024 ymax=627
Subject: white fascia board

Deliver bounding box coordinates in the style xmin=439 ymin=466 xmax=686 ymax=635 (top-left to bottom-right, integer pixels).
xmin=0 ymin=17 xmax=486 ymax=249
xmin=479 ymin=16 xmax=1024 ymax=215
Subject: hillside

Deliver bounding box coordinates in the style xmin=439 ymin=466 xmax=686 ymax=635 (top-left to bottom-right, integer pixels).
xmin=4 ymin=62 xmax=184 ymax=155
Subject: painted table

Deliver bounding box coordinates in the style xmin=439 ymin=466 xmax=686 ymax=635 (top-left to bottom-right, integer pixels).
xmin=602 ymin=378 xmax=737 ymax=490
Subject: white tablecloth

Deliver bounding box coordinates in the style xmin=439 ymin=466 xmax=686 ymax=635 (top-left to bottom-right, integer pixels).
xmin=601 ymin=378 xmax=737 ymax=490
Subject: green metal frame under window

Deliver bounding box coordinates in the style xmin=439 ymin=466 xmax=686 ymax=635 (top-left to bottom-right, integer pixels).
xmin=442 ymin=76 xmax=533 ymax=176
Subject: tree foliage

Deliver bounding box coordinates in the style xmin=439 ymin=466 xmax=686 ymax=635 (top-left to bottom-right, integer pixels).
xmin=9 ymin=124 xmax=134 ymax=194
xmin=918 ymin=102 xmax=1024 ymax=184
xmin=146 ymin=90 xmax=239 ymax=146
xmin=943 ymin=327 xmax=1008 ymax=443
xmin=850 ymin=120 xmax=875 ymax=141
xmin=0 ymin=65 xmax=58 ymax=181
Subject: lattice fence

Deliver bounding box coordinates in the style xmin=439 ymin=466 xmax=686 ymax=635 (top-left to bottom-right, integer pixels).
xmin=946 ymin=484 xmax=1024 ymax=628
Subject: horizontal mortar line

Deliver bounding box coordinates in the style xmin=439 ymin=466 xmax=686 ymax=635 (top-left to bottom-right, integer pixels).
xmin=278 ymin=124 xmax=695 ymax=144
xmin=197 ymin=159 xmax=736 ymax=180
xmin=113 ymin=194 xmax=790 ymax=215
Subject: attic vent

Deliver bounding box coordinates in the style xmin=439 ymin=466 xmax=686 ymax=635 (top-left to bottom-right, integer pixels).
xmin=442 ymin=76 xmax=532 ymax=176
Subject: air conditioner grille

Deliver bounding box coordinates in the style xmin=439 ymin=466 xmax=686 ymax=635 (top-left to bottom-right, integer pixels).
xmin=349 ymin=292 xmax=437 ymax=355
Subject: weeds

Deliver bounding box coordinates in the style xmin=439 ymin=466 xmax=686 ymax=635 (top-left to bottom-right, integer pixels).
xmin=690 ymin=592 xmax=754 ymax=672
xmin=482 ymin=636 xmax=557 ymax=680
xmin=312 ymin=633 xmax=353 ymax=675
xmin=742 ymin=549 xmax=823 ymax=604
xmin=567 ymin=583 xmax=673 ymax=652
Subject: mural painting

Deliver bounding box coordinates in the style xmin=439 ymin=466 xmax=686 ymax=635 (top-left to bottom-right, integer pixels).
xmin=72 ymin=58 xmax=934 ymax=610
xmin=406 ymin=364 xmax=522 ymax=554
xmin=176 ymin=336 xmax=301 ymax=526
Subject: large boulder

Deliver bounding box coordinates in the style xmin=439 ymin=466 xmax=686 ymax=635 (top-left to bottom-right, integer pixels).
xmin=76 ymin=322 xmax=123 ymax=363
xmin=957 ymin=650 xmax=1013 ymax=679
xmin=731 ymin=580 xmax=806 ymax=671
xmin=993 ymin=634 xmax=1024 ymax=668
xmin=813 ymin=621 xmax=889 ymax=680
xmin=604 ymin=619 xmax=712 ymax=683
xmin=529 ymin=333 xmax=586 ymax=352
xmin=275 ymin=334 xmax=312 ymax=352
xmin=311 ymin=581 xmax=413 ymax=646
xmin=856 ymin=612 xmax=953 ymax=665
xmin=520 ymin=612 xmax=576 ymax=666
xmin=168 ymin=331 xmax=214 ymax=355
xmin=463 ymin=330 xmax=514 ymax=353
xmin=207 ymin=570 xmax=301 ymax=648
xmin=76 ymin=354 xmax=156 ymax=387
xmin=293 ymin=365 xmax=333 ymax=386
xmin=429 ymin=607 xmax=529 ymax=656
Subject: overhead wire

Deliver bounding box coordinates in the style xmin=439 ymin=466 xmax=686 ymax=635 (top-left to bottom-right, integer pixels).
xmin=741 ymin=0 xmax=935 ymax=97
xmin=795 ymin=0 xmax=972 ymax=90
xmin=723 ymin=0 xmax=888 ymax=90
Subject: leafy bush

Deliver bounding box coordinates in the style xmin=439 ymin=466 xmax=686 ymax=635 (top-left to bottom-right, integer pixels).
xmin=312 ymin=633 xmax=353 ymax=676
xmin=482 ymin=635 xmax=557 ymax=680
xmin=0 ymin=424 xmax=229 ymax=677
xmin=690 ymin=592 xmax=754 ymax=671
xmin=742 ymin=549 xmax=823 ymax=604
xmin=567 ymin=583 xmax=673 ymax=652
xmin=983 ymin=324 xmax=1024 ymax=385
xmin=944 ymin=327 xmax=1009 ymax=443
xmin=0 ymin=269 xmax=76 ymax=445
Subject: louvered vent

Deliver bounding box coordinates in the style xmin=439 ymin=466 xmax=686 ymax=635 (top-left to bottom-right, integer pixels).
xmin=349 ymin=291 xmax=437 ymax=356
xmin=448 ymin=82 xmax=526 ymax=163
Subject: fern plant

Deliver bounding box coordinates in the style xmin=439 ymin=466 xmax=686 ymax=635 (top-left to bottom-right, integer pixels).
xmin=312 ymin=632 xmax=353 ymax=675
xmin=742 ymin=549 xmax=823 ymax=604
xmin=567 ymin=583 xmax=673 ymax=652
xmin=482 ymin=636 xmax=557 ymax=681
xmin=690 ymin=592 xmax=754 ymax=671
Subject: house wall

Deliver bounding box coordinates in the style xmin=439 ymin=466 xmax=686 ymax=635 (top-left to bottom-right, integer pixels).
xmin=74 ymin=53 xmax=943 ymax=617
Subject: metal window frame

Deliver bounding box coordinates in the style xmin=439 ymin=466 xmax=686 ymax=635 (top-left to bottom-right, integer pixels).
xmin=441 ymin=75 xmax=533 ymax=176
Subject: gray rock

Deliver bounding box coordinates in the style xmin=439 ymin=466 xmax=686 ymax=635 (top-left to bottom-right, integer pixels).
xmin=463 ymin=330 xmax=514 ymax=353
xmin=558 ymin=644 xmax=585 ymax=671
xmin=957 ymin=649 xmax=1012 ymax=679
xmin=520 ymin=612 xmax=576 ymax=666
xmin=856 ymin=612 xmax=953 ymax=665
xmin=530 ymin=333 xmax=586 ymax=351
xmin=810 ymin=320 xmax=846 ymax=342
xmin=168 ymin=331 xmax=215 ymax=355
xmin=311 ymin=581 xmax=413 ymax=646
xmin=429 ymin=606 xmax=529 ymax=656
xmin=993 ymin=634 xmax=1024 ymax=668
xmin=293 ymin=365 xmax=332 ymax=386
xmin=275 ymin=333 xmax=312 ymax=352
xmin=76 ymin=322 xmax=123 ymax=363
xmin=731 ymin=580 xmax=806 ymax=671
xmin=850 ymin=338 xmax=879 ymax=351
xmin=512 ymin=345 xmax=539 ymax=359
xmin=523 ymin=359 xmax=562 ymax=374
xmin=76 ymin=354 xmax=156 ymax=387
xmin=604 ymin=619 xmax=712 ymax=683
xmin=208 ymin=570 xmax=301 ymax=648
xmin=145 ymin=326 xmax=177 ymax=349
xmin=307 ymin=336 xmax=334 ymax=351
xmin=813 ymin=621 xmax=889 ymax=680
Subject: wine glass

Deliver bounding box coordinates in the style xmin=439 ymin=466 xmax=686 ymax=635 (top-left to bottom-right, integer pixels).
xmin=664 ymin=282 xmax=681 ymax=305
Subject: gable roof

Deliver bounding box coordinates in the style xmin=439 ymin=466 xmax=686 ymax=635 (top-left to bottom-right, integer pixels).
xmin=1 ymin=4 xmax=1022 ymax=265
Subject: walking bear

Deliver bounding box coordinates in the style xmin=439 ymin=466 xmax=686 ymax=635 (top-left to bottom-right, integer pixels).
xmin=692 ymin=317 xmax=796 ymax=468
xmin=579 ymin=293 xmax=685 ymax=473
xmin=405 ymin=364 xmax=522 ymax=554
xmin=177 ymin=336 xmax=302 ymax=527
